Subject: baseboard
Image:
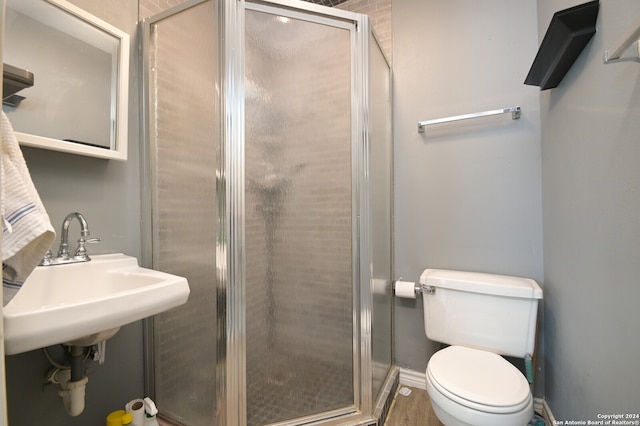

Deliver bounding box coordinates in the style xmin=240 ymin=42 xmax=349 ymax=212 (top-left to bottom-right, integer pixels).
xmin=398 ymin=368 xmax=426 ymax=390
xmin=533 ymin=398 xmax=556 ymax=425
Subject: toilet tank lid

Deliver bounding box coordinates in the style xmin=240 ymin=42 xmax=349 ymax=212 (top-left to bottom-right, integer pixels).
xmin=420 ymin=269 xmax=543 ymax=299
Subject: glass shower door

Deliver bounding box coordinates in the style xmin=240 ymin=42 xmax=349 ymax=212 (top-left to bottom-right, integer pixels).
xmin=145 ymin=2 xmax=393 ymax=425
xmin=144 ymin=1 xmax=219 ymax=424
xmin=369 ymin=31 xmax=393 ymax=402
xmin=244 ymin=5 xmax=356 ymax=425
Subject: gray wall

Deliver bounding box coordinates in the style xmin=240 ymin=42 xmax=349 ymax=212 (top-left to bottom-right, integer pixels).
xmin=4 ymin=0 xmax=145 ymax=425
xmin=392 ymin=0 xmax=544 ymax=383
xmin=393 ymin=0 xmax=640 ymax=419
xmin=537 ymin=0 xmax=640 ymax=421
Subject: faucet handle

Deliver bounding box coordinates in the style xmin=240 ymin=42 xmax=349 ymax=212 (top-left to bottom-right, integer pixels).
xmin=73 ymin=237 xmax=101 ymax=260
xmin=39 ymin=250 xmax=54 ymax=266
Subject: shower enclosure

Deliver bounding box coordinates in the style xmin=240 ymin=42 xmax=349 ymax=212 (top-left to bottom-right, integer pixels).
xmin=142 ymin=1 xmax=393 ymax=425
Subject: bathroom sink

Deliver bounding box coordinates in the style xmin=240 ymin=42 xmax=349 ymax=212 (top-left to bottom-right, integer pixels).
xmin=3 ymin=253 xmax=190 ymax=355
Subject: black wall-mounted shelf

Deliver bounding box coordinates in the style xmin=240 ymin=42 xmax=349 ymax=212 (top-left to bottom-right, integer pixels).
xmin=3 ymin=63 xmax=34 ymax=99
xmin=3 ymin=64 xmax=34 ymax=107
xmin=525 ymin=0 xmax=600 ymax=90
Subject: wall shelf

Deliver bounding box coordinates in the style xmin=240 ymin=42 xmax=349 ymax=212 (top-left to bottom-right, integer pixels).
xmin=2 ymin=63 xmax=34 ymax=103
xmin=524 ymin=0 xmax=599 ymax=90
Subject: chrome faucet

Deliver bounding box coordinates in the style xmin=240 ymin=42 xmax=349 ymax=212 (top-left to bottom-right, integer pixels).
xmin=40 ymin=212 xmax=100 ymax=266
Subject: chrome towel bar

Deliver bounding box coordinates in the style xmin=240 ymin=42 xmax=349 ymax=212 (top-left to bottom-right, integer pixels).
xmin=417 ymin=106 xmax=521 ymax=133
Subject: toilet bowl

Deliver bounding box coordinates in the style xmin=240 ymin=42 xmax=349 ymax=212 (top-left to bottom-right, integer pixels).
xmin=426 ymin=346 xmax=533 ymax=426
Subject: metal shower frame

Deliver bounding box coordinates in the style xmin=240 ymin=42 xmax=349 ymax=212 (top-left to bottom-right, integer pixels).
xmin=141 ymin=1 xmax=395 ymax=424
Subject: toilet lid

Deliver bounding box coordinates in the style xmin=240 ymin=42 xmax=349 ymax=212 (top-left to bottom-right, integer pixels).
xmin=427 ymin=346 xmax=531 ymax=412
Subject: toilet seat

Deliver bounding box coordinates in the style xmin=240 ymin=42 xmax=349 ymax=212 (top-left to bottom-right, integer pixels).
xmin=427 ymin=345 xmax=531 ymax=414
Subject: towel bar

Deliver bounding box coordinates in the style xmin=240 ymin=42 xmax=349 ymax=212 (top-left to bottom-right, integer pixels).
xmin=417 ymin=106 xmax=521 ymax=133
xmin=604 ymin=17 xmax=640 ymax=64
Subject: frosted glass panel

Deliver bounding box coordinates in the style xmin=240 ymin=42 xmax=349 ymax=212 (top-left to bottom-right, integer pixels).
xmin=148 ymin=1 xmax=219 ymax=425
xmin=369 ymin=33 xmax=393 ymax=400
xmin=245 ymin=8 xmax=354 ymax=425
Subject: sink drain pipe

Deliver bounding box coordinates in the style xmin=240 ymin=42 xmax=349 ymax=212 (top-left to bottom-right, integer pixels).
xmin=69 ymin=346 xmax=85 ymax=382
xmin=46 ymin=346 xmax=89 ymax=416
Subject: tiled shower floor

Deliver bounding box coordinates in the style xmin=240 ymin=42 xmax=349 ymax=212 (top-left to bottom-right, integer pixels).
xmin=247 ymin=353 xmax=353 ymax=426
xmin=156 ymin=354 xmax=355 ymax=426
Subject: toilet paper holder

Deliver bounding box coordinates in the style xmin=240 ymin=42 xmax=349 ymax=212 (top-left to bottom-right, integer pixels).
xmin=421 ymin=284 xmax=436 ymax=295
xmin=394 ymin=279 xmax=435 ymax=297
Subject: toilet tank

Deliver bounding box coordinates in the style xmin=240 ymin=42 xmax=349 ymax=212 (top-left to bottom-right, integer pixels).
xmin=419 ymin=269 xmax=543 ymax=358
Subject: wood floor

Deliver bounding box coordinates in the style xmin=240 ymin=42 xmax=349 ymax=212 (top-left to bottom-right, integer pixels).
xmin=383 ymin=386 xmax=444 ymax=426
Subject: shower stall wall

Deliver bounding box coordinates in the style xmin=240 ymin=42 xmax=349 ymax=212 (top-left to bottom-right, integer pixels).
xmin=245 ymin=5 xmax=355 ymax=424
xmin=143 ymin=1 xmax=393 ymax=425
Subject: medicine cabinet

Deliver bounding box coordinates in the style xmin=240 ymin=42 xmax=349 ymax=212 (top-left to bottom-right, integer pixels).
xmin=2 ymin=0 xmax=129 ymax=160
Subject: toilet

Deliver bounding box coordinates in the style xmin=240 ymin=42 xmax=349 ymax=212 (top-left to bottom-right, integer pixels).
xmin=419 ymin=269 xmax=543 ymax=426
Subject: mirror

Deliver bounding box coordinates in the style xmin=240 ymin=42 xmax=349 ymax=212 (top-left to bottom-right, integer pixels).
xmin=2 ymin=0 xmax=129 ymax=160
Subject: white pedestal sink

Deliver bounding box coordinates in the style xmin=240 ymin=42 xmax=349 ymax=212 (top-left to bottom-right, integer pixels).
xmin=3 ymin=253 xmax=190 ymax=355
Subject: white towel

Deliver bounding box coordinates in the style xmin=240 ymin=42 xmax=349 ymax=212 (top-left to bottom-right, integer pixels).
xmin=1 ymin=111 xmax=55 ymax=306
